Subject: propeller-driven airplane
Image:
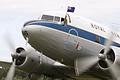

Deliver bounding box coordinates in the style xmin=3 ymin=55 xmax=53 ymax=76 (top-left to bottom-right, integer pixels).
xmin=1 ymin=10 xmax=120 ymax=80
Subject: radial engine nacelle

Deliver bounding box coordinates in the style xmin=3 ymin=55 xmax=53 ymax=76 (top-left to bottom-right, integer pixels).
xmin=12 ymin=46 xmax=70 ymax=78
xmin=98 ymin=46 xmax=120 ymax=70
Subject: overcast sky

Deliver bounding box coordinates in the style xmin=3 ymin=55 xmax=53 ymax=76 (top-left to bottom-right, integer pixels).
xmin=0 ymin=0 xmax=120 ymax=62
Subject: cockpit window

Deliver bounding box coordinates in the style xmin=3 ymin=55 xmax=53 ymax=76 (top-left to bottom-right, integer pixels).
xmin=41 ymin=15 xmax=53 ymax=21
xmin=61 ymin=18 xmax=64 ymax=22
xmin=54 ymin=16 xmax=60 ymax=22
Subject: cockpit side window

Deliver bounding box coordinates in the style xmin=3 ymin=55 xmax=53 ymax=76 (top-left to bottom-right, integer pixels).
xmin=41 ymin=15 xmax=53 ymax=21
xmin=61 ymin=17 xmax=67 ymax=26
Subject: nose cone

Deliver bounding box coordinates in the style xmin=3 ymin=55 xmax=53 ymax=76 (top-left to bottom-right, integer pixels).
xmin=22 ymin=23 xmax=40 ymax=40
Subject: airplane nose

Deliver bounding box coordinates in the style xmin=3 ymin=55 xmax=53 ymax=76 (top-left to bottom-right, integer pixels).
xmin=22 ymin=21 xmax=40 ymax=40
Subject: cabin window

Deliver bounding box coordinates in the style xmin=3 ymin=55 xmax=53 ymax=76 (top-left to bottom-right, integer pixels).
xmin=54 ymin=16 xmax=60 ymax=22
xmin=95 ymin=36 xmax=100 ymax=43
xmin=41 ymin=15 xmax=53 ymax=21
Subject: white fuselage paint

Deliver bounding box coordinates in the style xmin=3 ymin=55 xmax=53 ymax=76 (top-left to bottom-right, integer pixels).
xmin=22 ymin=12 xmax=120 ymax=66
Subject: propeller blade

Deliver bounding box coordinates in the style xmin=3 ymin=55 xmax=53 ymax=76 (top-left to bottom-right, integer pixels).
xmin=4 ymin=34 xmax=16 ymax=52
xmin=104 ymin=34 xmax=113 ymax=55
xmin=106 ymin=59 xmax=120 ymax=80
xmin=6 ymin=59 xmax=16 ymax=80
xmin=75 ymin=56 xmax=98 ymax=75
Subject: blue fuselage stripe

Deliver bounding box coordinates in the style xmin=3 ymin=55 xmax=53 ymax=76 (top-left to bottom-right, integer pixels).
xmin=28 ymin=21 xmax=120 ymax=47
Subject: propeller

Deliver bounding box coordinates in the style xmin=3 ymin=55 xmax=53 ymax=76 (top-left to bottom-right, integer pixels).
xmin=105 ymin=57 xmax=120 ymax=80
xmin=6 ymin=59 xmax=16 ymax=80
xmin=75 ymin=33 xmax=115 ymax=76
xmin=104 ymin=35 xmax=113 ymax=55
xmin=98 ymin=34 xmax=120 ymax=79
xmin=4 ymin=35 xmax=27 ymax=80
xmin=75 ymin=56 xmax=98 ymax=76
xmin=2 ymin=28 xmax=30 ymax=80
xmin=4 ymin=35 xmax=17 ymax=80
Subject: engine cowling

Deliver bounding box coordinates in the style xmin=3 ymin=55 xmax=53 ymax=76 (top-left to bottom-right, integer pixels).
xmin=13 ymin=47 xmax=69 ymax=78
xmin=12 ymin=46 xmax=66 ymax=78
xmin=12 ymin=46 xmax=41 ymax=72
xmin=98 ymin=46 xmax=120 ymax=70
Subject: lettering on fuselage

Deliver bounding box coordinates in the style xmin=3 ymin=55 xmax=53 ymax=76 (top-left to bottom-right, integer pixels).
xmin=91 ymin=23 xmax=105 ymax=32
xmin=111 ymin=31 xmax=120 ymax=38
